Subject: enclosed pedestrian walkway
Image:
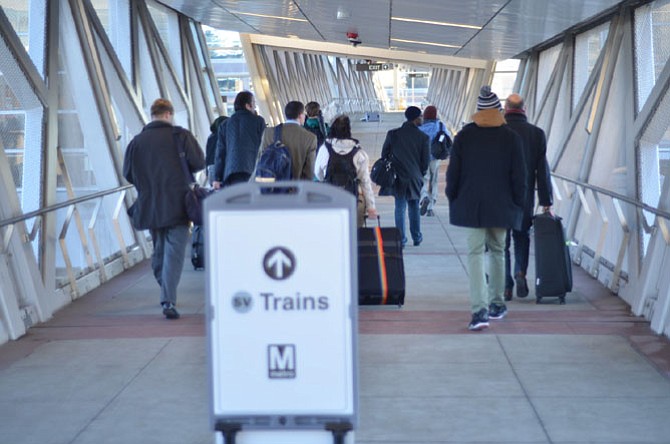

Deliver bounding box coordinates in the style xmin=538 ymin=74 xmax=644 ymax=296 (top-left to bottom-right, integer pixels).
xmin=2 ymin=192 xmax=670 ymax=443
xmin=2 ymin=113 xmax=670 ymax=444
xmin=3 ymin=1 xmax=670 ymax=442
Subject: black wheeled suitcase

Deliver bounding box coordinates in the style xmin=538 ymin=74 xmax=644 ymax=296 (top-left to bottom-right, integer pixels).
xmin=357 ymin=218 xmax=405 ymax=306
xmin=533 ymin=213 xmax=573 ymax=304
xmin=191 ymin=225 xmax=205 ymax=270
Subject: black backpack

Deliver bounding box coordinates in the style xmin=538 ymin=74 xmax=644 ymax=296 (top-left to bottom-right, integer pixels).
xmin=255 ymin=124 xmax=292 ymax=182
xmin=430 ymin=122 xmax=452 ymax=160
xmin=324 ymin=141 xmax=360 ymax=196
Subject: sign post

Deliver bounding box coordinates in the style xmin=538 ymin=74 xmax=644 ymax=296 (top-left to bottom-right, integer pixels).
xmin=204 ymin=182 xmax=358 ymax=444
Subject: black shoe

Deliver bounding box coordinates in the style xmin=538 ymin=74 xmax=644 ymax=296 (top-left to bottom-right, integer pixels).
xmin=162 ymin=302 xmax=180 ymax=319
xmin=515 ymin=272 xmax=529 ymax=298
xmin=468 ymin=308 xmax=489 ymax=331
xmin=413 ymin=235 xmax=423 ymax=246
xmin=489 ymin=303 xmax=508 ymax=320
xmin=504 ymin=288 xmax=513 ymax=301
xmin=426 ymin=209 xmax=435 ymax=217
xmin=420 ymin=198 xmax=429 ymax=216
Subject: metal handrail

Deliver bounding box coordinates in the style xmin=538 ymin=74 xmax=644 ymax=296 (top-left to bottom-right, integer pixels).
xmin=551 ymin=172 xmax=670 ymax=220
xmin=0 ymin=184 xmax=134 ymax=229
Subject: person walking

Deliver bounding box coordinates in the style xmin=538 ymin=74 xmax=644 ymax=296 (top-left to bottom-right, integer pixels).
xmin=446 ymin=86 xmax=527 ymax=330
xmin=381 ymin=106 xmax=430 ymax=247
xmin=262 ymin=101 xmax=317 ymax=180
xmin=212 ymin=91 xmax=266 ymax=189
xmin=304 ymin=101 xmax=328 ymax=152
xmin=503 ymin=93 xmax=553 ymax=300
xmin=314 ymin=114 xmax=378 ymax=225
xmin=205 ymin=115 xmax=227 ymax=185
xmin=419 ymin=105 xmax=451 ymax=217
xmin=123 ymin=98 xmax=205 ymax=319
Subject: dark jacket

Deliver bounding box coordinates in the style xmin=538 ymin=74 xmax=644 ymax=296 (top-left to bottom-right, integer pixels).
xmin=213 ymin=109 xmax=266 ymax=183
xmin=123 ymin=120 xmax=205 ymax=230
xmin=205 ymin=132 xmax=217 ymax=166
xmin=446 ymin=109 xmax=527 ymax=230
xmin=381 ymin=121 xmax=430 ymax=200
xmin=504 ymin=112 xmax=553 ymax=230
xmin=304 ymin=116 xmax=328 ymax=151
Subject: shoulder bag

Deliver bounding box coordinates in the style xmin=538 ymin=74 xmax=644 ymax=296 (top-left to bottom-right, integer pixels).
xmin=175 ymin=130 xmax=211 ymax=226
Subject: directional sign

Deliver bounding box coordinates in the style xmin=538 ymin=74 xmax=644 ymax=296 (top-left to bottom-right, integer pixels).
xmin=263 ymin=246 xmax=296 ymax=280
xmin=355 ymin=62 xmax=394 ymax=72
xmin=205 ymin=183 xmax=358 ymax=432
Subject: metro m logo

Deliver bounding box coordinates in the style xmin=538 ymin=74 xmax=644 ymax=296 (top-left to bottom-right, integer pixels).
xmin=268 ymin=344 xmax=296 ymax=379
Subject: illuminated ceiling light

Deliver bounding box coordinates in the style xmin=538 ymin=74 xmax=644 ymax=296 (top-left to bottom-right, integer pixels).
xmin=231 ymin=11 xmax=307 ymax=22
xmin=392 ymin=16 xmax=482 ymax=30
xmin=390 ymin=38 xmax=461 ymax=49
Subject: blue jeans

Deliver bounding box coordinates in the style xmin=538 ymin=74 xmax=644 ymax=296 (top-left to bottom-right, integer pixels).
xmin=150 ymin=225 xmax=190 ymax=305
xmin=505 ymin=228 xmax=531 ymax=289
xmin=394 ymin=196 xmax=422 ymax=245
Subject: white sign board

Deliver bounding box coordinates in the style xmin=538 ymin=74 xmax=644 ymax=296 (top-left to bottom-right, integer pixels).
xmin=208 ymin=207 xmax=356 ymax=419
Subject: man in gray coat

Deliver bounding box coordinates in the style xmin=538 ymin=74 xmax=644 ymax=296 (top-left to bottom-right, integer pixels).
xmin=446 ymin=87 xmax=526 ymax=331
xmin=123 ymin=98 xmax=205 ymax=319
xmin=381 ymin=106 xmax=430 ymax=247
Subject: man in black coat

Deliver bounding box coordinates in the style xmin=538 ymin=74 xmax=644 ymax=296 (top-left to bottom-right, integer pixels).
xmin=503 ymin=94 xmax=553 ymax=300
xmin=212 ymin=91 xmax=266 ymax=188
xmin=446 ymin=86 xmax=527 ymax=331
xmin=381 ymin=106 xmax=430 ymax=247
xmin=123 ymin=99 xmax=205 ymax=319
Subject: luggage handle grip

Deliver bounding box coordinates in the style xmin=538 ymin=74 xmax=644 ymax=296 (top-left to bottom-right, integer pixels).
xmin=362 ymin=215 xmax=381 ymax=227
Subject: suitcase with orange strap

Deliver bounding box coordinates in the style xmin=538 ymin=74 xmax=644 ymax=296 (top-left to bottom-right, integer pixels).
xmin=357 ymin=217 xmax=406 ymax=306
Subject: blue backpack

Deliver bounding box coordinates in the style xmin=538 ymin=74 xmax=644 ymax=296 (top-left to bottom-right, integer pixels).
xmin=255 ymin=124 xmax=292 ymax=182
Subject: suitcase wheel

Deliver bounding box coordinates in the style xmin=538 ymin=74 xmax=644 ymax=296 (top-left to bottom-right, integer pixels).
xmin=559 ymin=296 xmax=566 ymax=305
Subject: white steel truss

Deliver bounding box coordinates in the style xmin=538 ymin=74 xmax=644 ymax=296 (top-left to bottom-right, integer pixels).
xmin=0 ymin=0 xmax=222 ymax=344
xmin=516 ymin=2 xmax=670 ymax=338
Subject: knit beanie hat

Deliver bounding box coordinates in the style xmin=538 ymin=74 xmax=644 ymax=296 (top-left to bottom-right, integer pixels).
xmin=477 ymin=85 xmax=501 ymax=110
xmin=404 ymin=106 xmax=422 ymax=121
xmin=423 ymin=105 xmax=437 ymax=120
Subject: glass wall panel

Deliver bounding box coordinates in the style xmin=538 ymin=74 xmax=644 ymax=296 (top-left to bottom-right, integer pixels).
xmin=635 ymin=0 xmax=670 ymax=112
xmin=537 ymin=44 xmax=562 ymax=105
xmin=204 ymin=26 xmax=251 ymax=116
xmin=0 ymin=75 xmax=25 ymax=189
xmin=1 ymin=0 xmax=29 ymax=50
xmin=635 ymin=0 xmax=670 ymax=254
xmin=491 ymin=59 xmax=520 ymax=104
xmin=574 ymin=22 xmax=609 ymax=110
xmin=56 ymin=0 xmax=122 ymax=281
xmin=0 ymin=0 xmax=46 ymax=78
xmin=147 ymin=0 xmax=183 ymax=82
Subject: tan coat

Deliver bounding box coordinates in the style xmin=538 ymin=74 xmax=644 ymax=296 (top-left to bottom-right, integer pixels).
xmin=263 ymin=123 xmax=317 ymax=180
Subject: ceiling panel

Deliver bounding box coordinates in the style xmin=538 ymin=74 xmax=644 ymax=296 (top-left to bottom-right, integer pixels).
xmin=391 ymin=0 xmax=509 ymax=27
xmin=391 ymin=21 xmax=477 ymax=48
xmin=298 ymin=0 xmax=391 ymax=47
xmin=157 ymin=0 xmax=627 ymax=61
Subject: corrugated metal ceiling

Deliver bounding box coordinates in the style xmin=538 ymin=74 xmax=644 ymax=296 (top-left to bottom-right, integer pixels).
xmin=157 ymin=0 xmax=623 ymax=60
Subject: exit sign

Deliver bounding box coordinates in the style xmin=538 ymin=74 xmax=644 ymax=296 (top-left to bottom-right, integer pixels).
xmin=355 ymin=63 xmax=394 ymax=71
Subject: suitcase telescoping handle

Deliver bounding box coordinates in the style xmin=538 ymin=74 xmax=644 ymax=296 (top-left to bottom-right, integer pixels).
xmin=363 ymin=215 xmax=381 ymax=227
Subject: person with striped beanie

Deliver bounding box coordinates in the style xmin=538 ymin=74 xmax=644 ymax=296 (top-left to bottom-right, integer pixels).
xmin=445 ymin=85 xmax=527 ymax=331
